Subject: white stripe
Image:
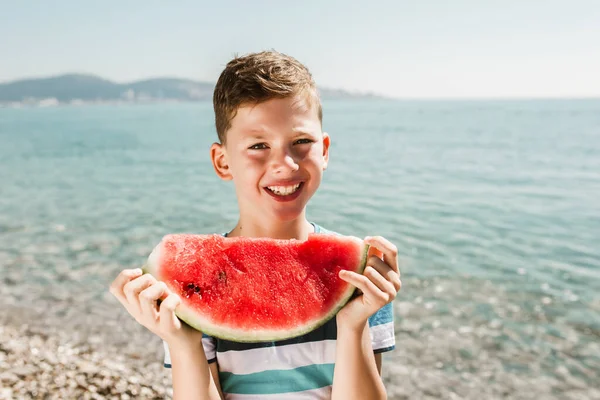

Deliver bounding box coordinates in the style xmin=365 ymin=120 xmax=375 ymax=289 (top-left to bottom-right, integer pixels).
xmin=224 ymin=385 xmax=332 ymax=400
xmin=218 ymin=340 xmax=337 ymax=375
xmin=203 ymin=336 xmax=217 ymax=359
xmin=164 ymin=322 xmax=394 ymax=367
xmin=163 ymin=340 xmax=171 ymax=365
xmin=370 ymin=321 xmax=396 ymax=350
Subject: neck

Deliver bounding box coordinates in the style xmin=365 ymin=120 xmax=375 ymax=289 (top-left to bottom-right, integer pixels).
xmin=227 ymin=215 xmax=315 ymax=240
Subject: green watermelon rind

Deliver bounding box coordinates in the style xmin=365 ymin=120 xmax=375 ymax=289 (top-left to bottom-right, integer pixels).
xmin=142 ymin=235 xmax=370 ymax=343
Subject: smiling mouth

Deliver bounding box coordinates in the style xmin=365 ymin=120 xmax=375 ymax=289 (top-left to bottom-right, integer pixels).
xmin=265 ymin=182 xmax=303 ymax=196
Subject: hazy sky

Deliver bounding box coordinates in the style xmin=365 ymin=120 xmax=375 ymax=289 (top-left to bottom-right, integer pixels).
xmin=1 ymin=0 xmax=599 ymax=98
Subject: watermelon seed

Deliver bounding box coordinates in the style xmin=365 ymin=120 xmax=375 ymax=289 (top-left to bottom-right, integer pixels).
xmin=183 ymin=283 xmax=203 ymax=298
xmin=218 ymin=271 xmax=227 ymax=283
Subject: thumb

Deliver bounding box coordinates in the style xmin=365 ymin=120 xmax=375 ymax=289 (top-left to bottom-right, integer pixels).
xmin=159 ymin=292 xmax=183 ymax=328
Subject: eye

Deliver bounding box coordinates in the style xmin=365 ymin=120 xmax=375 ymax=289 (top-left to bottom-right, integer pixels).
xmin=294 ymin=138 xmax=313 ymax=145
xmin=249 ymin=143 xmax=268 ymax=150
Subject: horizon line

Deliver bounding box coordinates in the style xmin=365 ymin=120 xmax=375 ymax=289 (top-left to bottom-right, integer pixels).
xmin=1 ymin=72 xmax=599 ymax=101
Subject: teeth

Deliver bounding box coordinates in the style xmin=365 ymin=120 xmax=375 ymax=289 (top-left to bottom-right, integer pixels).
xmin=267 ymin=183 xmax=301 ymax=196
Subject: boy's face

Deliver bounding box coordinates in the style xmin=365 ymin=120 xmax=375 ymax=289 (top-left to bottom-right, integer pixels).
xmin=211 ymin=95 xmax=329 ymax=223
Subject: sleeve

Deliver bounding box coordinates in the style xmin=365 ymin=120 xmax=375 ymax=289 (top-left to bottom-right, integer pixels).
xmin=163 ymin=334 xmax=218 ymax=368
xmin=368 ymin=302 xmax=395 ymax=354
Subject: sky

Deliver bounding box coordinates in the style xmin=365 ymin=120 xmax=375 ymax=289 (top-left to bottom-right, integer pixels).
xmin=1 ymin=0 xmax=599 ymax=99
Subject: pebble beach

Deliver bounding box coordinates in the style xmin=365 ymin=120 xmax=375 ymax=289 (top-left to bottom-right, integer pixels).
xmin=2 ymin=275 xmax=599 ymax=399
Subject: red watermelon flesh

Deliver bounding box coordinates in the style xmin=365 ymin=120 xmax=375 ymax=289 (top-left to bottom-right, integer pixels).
xmin=143 ymin=233 xmax=369 ymax=342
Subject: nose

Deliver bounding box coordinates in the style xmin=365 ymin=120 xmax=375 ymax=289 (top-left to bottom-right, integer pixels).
xmin=271 ymin=146 xmax=299 ymax=174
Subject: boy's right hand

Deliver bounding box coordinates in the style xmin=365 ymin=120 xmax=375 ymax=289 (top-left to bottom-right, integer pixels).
xmin=109 ymin=268 xmax=204 ymax=348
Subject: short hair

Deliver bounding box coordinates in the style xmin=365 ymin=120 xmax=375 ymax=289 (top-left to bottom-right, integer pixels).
xmin=213 ymin=50 xmax=322 ymax=143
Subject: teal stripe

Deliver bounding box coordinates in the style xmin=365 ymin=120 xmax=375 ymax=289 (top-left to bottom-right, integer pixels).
xmin=220 ymin=363 xmax=334 ymax=395
xmin=216 ymin=318 xmax=337 ymax=352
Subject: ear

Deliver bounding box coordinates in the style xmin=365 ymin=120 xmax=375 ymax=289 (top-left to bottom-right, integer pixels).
xmin=322 ymin=132 xmax=331 ymax=170
xmin=210 ymin=142 xmax=233 ymax=181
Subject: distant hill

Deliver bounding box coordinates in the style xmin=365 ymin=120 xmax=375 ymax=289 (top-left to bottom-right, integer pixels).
xmin=0 ymin=74 xmax=384 ymax=104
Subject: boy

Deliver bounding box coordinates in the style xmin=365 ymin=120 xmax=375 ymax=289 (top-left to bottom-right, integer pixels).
xmin=110 ymin=50 xmax=401 ymax=400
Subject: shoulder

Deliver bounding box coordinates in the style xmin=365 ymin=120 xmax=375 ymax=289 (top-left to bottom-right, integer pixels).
xmin=311 ymin=222 xmax=341 ymax=236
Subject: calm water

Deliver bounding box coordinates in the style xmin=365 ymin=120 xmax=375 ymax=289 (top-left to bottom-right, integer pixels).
xmin=1 ymin=99 xmax=599 ymax=394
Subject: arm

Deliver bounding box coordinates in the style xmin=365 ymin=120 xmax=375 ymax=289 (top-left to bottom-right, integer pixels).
xmin=109 ymin=268 xmax=223 ymax=400
xmin=375 ymin=353 xmax=383 ymax=375
xmin=331 ymin=320 xmax=387 ymax=400
xmin=208 ymin=363 xmax=225 ymax=400
xmin=332 ymin=235 xmax=401 ymax=400
xmin=170 ymin=343 xmax=223 ymax=400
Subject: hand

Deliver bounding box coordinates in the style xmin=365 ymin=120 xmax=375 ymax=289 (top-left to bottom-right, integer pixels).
xmin=337 ymin=236 xmax=402 ymax=331
xmin=109 ymin=268 xmax=203 ymax=348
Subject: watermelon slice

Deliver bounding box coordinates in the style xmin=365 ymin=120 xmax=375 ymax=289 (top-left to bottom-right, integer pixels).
xmin=143 ymin=233 xmax=369 ymax=342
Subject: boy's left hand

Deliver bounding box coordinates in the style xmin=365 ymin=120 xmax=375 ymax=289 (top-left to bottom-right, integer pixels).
xmin=337 ymin=236 xmax=402 ymax=331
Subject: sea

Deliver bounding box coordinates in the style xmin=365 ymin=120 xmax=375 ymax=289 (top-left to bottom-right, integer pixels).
xmin=1 ymin=99 xmax=599 ymax=397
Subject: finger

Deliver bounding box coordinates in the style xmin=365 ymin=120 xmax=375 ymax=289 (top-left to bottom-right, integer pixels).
xmin=109 ymin=268 xmax=143 ymax=303
xmin=159 ymin=293 xmax=182 ymax=331
xmin=123 ymin=274 xmax=157 ymax=314
xmin=139 ymin=281 xmax=168 ymax=322
xmin=367 ymin=256 xmax=402 ymax=292
xmin=363 ymin=266 xmax=398 ymax=302
xmin=364 ymin=236 xmax=399 ymax=275
xmin=340 ymin=270 xmax=388 ymax=304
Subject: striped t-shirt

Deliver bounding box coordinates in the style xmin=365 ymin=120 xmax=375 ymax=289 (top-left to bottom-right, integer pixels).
xmin=163 ymin=224 xmax=396 ymax=399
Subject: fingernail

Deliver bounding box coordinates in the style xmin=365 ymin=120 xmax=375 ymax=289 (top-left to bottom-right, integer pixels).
xmin=134 ymin=268 xmax=143 ymax=275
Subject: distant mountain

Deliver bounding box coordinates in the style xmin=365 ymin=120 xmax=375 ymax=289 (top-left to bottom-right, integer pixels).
xmin=0 ymin=74 xmax=213 ymax=103
xmin=0 ymin=74 xmax=384 ymax=105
